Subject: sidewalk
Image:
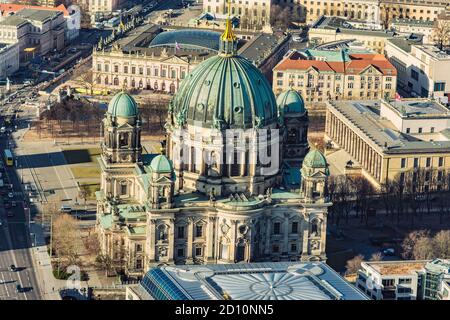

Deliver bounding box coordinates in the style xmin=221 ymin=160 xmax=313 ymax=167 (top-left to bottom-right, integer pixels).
xmin=30 ymin=223 xmax=63 ymax=300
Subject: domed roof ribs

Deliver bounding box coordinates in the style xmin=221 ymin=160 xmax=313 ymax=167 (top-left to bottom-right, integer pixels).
xmin=217 ymin=58 xmax=228 ymax=124
xmin=231 ymin=58 xmax=252 ymax=129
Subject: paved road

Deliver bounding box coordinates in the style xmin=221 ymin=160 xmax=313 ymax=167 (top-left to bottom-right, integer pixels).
xmin=0 ymin=131 xmax=41 ymax=300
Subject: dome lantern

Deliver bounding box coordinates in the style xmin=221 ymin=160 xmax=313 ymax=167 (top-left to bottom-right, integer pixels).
xmin=219 ymin=0 xmax=237 ymax=57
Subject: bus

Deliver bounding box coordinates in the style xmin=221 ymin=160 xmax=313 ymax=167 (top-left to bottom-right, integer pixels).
xmin=4 ymin=149 xmax=13 ymax=166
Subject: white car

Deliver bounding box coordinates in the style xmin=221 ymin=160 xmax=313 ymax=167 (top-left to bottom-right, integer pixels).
xmin=8 ymin=192 xmax=14 ymax=198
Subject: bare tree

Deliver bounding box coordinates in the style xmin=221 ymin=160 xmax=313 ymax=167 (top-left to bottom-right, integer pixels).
xmin=380 ymin=179 xmax=396 ymax=221
xmin=352 ymin=176 xmax=375 ymax=226
xmin=345 ymin=254 xmax=364 ymax=275
xmin=53 ymin=214 xmax=83 ymax=271
xmin=412 ymin=236 xmax=435 ymax=260
xmin=401 ymin=230 xmax=430 ymax=260
xmin=432 ymin=230 xmax=450 ymax=259
xmin=433 ymin=19 xmax=450 ymax=50
xmin=370 ymin=252 xmax=383 ymax=262
xmin=73 ymin=69 xmax=95 ymax=95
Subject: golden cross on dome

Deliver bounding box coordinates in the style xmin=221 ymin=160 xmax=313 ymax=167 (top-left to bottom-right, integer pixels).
xmin=221 ymin=0 xmax=236 ymax=42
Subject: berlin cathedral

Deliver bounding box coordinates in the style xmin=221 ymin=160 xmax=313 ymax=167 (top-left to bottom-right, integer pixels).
xmin=95 ymin=15 xmax=331 ymax=277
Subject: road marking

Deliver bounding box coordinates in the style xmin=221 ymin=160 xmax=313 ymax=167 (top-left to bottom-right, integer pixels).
xmin=0 ymin=271 xmax=10 ymax=297
xmin=45 ymin=146 xmax=70 ymax=200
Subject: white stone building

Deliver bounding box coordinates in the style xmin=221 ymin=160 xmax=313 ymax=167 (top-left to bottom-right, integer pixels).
xmin=95 ymin=18 xmax=331 ymax=278
xmin=0 ymin=42 xmax=19 ymax=78
xmin=385 ymin=37 xmax=450 ymax=102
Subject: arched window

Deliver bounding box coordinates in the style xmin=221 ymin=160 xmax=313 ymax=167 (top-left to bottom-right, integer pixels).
xmin=169 ymin=83 xmax=176 ymax=94
xmin=157 ymin=225 xmax=168 ymax=241
xmin=311 ymin=219 xmax=321 ymax=237
xmin=119 ymin=132 xmax=129 ymax=148
xmin=113 ymin=77 xmax=119 ymax=86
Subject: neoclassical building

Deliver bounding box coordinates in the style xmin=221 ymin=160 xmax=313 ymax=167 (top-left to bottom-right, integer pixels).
xmin=96 ymin=16 xmax=331 ymax=277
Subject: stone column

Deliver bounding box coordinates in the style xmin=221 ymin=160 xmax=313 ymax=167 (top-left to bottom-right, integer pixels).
xmin=230 ymin=219 xmax=238 ymax=261
xmin=283 ymin=212 xmax=289 ymax=255
xmin=149 ymin=219 xmax=156 ymax=263
xmin=168 ymin=218 xmax=175 ymax=263
xmin=264 ymin=216 xmax=271 ymax=255
xmin=186 ymin=217 xmax=194 ymax=263
xmin=301 ymin=216 xmax=309 ymax=258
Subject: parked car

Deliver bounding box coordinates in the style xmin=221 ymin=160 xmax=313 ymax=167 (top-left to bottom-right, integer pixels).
xmin=11 ymin=201 xmax=17 ymax=207
xmin=8 ymin=192 xmax=14 ymax=198
xmin=10 ymin=264 xmax=16 ymax=272
xmin=382 ymin=248 xmax=395 ymax=256
xmin=7 ymin=210 xmax=14 ymax=217
xmin=4 ymin=201 xmax=11 ymax=209
xmin=16 ymin=284 xmax=22 ymax=293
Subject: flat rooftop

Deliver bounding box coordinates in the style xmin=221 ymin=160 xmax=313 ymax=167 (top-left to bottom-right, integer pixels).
xmin=0 ymin=15 xmax=27 ymax=27
xmin=16 ymin=8 xmax=61 ymax=22
xmin=366 ymin=260 xmax=428 ymax=276
xmin=328 ymin=99 xmax=450 ymax=154
xmin=312 ymin=16 xmax=395 ymax=37
xmin=391 ymin=18 xmax=434 ymax=27
xmin=414 ymin=45 xmax=450 ymax=60
xmin=391 ymin=100 xmax=450 ymax=118
xmin=139 ymin=262 xmax=369 ymax=300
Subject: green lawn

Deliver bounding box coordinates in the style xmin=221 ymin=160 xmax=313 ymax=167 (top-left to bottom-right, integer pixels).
xmin=70 ymin=167 xmax=101 ymax=180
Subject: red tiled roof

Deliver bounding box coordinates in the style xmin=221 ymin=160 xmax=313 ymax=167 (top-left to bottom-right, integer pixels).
xmin=274 ymin=52 xmax=397 ymax=76
xmin=0 ymin=3 xmax=69 ymax=16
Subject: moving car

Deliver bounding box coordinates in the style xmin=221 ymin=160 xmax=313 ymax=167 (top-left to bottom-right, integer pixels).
xmin=8 ymin=192 xmax=14 ymax=198
xmin=60 ymin=205 xmax=72 ymax=213
xmin=11 ymin=201 xmax=16 ymax=207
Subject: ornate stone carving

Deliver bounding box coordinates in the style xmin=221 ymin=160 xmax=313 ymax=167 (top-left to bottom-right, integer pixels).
xmin=310 ymin=240 xmax=320 ymax=251
xmin=220 ymin=223 xmax=230 ymax=235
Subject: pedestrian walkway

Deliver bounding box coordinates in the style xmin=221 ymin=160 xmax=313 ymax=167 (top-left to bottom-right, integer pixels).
xmin=30 ymin=223 xmax=63 ymax=300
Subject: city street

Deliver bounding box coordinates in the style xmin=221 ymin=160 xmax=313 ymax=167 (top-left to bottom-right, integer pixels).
xmin=0 ymin=130 xmax=41 ymax=300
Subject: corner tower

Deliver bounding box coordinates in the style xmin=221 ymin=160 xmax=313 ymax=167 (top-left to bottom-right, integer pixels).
xmin=100 ymin=92 xmax=142 ymax=201
xmin=102 ymin=92 xmax=142 ymax=164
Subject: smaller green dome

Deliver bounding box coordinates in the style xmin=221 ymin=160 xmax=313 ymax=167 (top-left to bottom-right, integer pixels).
xmin=276 ymin=89 xmax=306 ymax=114
xmin=108 ymin=92 xmax=138 ymax=117
xmin=303 ymin=149 xmax=327 ymax=169
xmin=150 ymin=155 xmax=172 ymax=173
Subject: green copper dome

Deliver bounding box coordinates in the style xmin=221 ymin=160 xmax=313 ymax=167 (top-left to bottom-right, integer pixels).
xmin=276 ymin=89 xmax=306 ymax=114
xmin=150 ymin=155 xmax=172 ymax=173
xmin=303 ymin=149 xmax=328 ymax=169
xmin=171 ymin=55 xmax=278 ymax=129
xmin=108 ymin=92 xmax=138 ymax=118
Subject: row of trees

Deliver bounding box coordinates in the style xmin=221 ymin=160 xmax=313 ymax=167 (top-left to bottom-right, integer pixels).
xmin=401 ymin=230 xmax=450 ymax=260
xmin=327 ymin=175 xmax=375 ymax=226
xmin=379 ymin=168 xmax=450 ymax=226
xmin=328 ymin=168 xmax=450 ymax=227
xmin=35 ymin=94 xmax=168 ymax=138
xmin=345 ymin=230 xmax=450 ymax=275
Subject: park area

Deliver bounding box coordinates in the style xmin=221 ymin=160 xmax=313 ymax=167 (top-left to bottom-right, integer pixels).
xmin=62 ymin=147 xmax=101 ymax=201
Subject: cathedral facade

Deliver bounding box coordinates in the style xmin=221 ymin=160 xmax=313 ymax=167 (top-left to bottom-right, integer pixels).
xmin=95 ymin=16 xmax=331 ymax=278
